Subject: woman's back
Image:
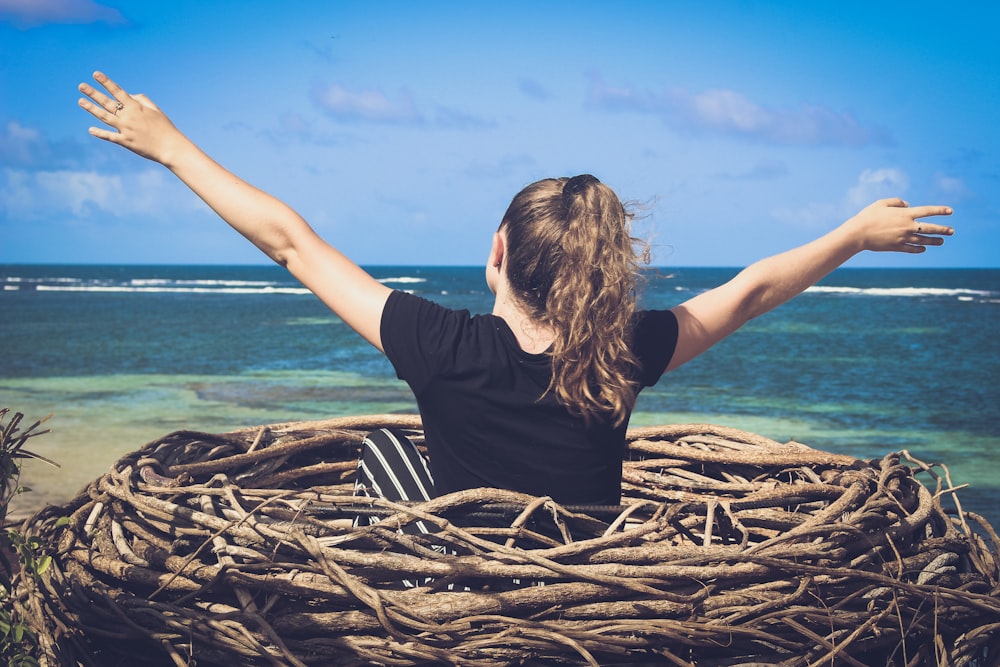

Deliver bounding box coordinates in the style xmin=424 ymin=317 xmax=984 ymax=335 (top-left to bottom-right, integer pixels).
xmin=381 ymin=290 xmax=678 ymax=503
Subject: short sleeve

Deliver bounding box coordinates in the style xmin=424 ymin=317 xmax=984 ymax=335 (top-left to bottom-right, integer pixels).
xmin=380 ymin=290 xmax=470 ymax=395
xmin=633 ymin=309 xmax=679 ymax=387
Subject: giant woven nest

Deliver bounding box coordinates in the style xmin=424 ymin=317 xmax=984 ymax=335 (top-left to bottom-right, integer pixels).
xmin=12 ymin=415 xmax=1000 ymax=666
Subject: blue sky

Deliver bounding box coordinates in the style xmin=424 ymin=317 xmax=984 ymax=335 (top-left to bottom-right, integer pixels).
xmin=1 ymin=0 xmax=997 ymax=267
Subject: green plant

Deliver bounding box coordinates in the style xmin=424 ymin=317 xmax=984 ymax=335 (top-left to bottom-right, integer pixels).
xmin=0 ymin=409 xmax=54 ymax=521
xmin=0 ymin=582 xmax=39 ymax=667
xmin=1 ymin=409 xmax=57 ymax=667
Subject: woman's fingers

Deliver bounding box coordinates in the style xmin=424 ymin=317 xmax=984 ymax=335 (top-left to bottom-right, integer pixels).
xmin=893 ymin=205 xmax=955 ymax=253
xmin=911 ymin=207 xmax=955 ymax=242
xmin=78 ymin=90 xmax=123 ymax=129
xmin=78 ymin=72 xmax=138 ymax=145
xmin=85 ymin=126 xmax=121 ymax=144
xmin=78 ymin=83 xmax=110 ymax=110
xmin=904 ymin=209 xmax=954 ymax=252
xmin=910 ymin=204 xmax=954 ymax=223
xmin=77 ymin=100 xmax=127 ymax=147
xmin=77 ymin=95 xmax=115 ymax=127
xmin=92 ymin=71 xmax=129 ymax=106
xmin=78 ymin=83 xmax=103 ymax=107
xmin=78 ymin=72 xmax=133 ymax=123
xmin=914 ymin=233 xmax=946 ymax=245
xmin=913 ymin=223 xmax=954 ymax=237
xmin=856 ymin=200 xmax=956 ymax=253
xmin=78 ymin=93 xmax=126 ymax=145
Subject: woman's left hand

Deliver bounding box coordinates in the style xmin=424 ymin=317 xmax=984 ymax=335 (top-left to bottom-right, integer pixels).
xmin=845 ymin=198 xmax=954 ymax=254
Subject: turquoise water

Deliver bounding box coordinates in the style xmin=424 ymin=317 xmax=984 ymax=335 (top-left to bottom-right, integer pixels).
xmin=3 ymin=265 xmax=998 ymax=525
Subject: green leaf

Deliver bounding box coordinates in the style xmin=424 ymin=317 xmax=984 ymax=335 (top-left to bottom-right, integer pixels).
xmin=35 ymin=555 xmax=51 ymax=575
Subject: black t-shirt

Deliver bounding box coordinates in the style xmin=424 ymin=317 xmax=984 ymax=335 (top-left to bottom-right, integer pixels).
xmin=381 ymin=290 xmax=678 ymax=504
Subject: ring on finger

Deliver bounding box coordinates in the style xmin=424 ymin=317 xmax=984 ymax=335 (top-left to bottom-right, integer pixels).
xmin=916 ymin=225 xmax=923 ymax=233
xmin=113 ymin=101 xmax=124 ymax=115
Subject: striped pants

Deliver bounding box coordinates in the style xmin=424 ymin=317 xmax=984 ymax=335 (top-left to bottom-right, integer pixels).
xmin=354 ymin=428 xmax=542 ymax=590
xmin=353 ymin=428 xmax=436 ymax=535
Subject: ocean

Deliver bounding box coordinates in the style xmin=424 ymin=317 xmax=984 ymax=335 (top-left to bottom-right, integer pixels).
xmin=3 ymin=264 xmax=998 ymax=528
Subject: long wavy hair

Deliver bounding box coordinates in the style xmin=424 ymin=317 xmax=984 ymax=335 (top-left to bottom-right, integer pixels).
xmin=500 ymin=175 xmax=647 ymax=427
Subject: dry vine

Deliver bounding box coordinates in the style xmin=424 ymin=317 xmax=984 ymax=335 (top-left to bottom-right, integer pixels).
xmin=10 ymin=415 xmax=1000 ymax=666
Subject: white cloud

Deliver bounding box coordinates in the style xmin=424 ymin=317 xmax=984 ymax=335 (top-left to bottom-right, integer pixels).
xmin=0 ymin=167 xmax=201 ymax=221
xmin=0 ymin=0 xmax=126 ymax=28
xmin=933 ymin=172 xmax=971 ymax=199
xmin=0 ymin=120 xmax=40 ymax=165
xmin=4 ymin=119 xmax=38 ymax=141
xmin=311 ymin=82 xmax=492 ymax=130
xmin=845 ymin=168 xmax=909 ymax=209
xmin=1 ymin=119 xmax=89 ymax=169
xmin=773 ymin=167 xmax=910 ymax=228
xmin=518 ymin=77 xmax=552 ymax=101
xmin=685 ymin=89 xmax=771 ymax=133
xmin=586 ymin=73 xmax=891 ymax=147
xmin=313 ymin=84 xmax=421 ymax=124
xmin=42 ymin=170 xmax=123 ymax=216
xmin=672 ymin=88 xmax=890 ymax=146
xmin=1 ymin=120 xmax=47 ymax=166
xmin=586 ymin=72 xmax=647 ymax=112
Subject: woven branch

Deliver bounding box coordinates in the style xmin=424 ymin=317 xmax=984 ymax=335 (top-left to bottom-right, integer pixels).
xmin=11 ymin=415 xmax=1000 ymax=666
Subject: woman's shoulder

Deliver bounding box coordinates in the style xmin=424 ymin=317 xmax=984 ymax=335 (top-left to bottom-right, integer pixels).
xmin=632 ymin=308 xmax=680 ymax=386
xmin=385 ymin=289 xmax=471 ymax=319
xmin=634 ymin=307 xmax=679 ymax=332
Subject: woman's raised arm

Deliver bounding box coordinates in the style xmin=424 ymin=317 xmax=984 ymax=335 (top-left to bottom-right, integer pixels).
xmin=78 ymin=72 xmax=391 ymax=351
xmin=666 ymin=198 xmax=954 ymax=372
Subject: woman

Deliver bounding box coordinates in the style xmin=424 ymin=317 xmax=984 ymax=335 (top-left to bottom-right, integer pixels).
xmin=78 ymin=72 xmax=954 ymax=506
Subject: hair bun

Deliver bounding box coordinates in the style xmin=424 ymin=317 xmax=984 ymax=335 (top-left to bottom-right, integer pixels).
xmin=562 ymin=174 xmax=600 ymax=204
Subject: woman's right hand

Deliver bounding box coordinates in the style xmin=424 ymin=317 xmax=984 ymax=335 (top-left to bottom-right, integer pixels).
xmin=78 ymin=70 xmax=393 ymax=351
xmin=78 ymin=71 xmax=185 ymax=166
